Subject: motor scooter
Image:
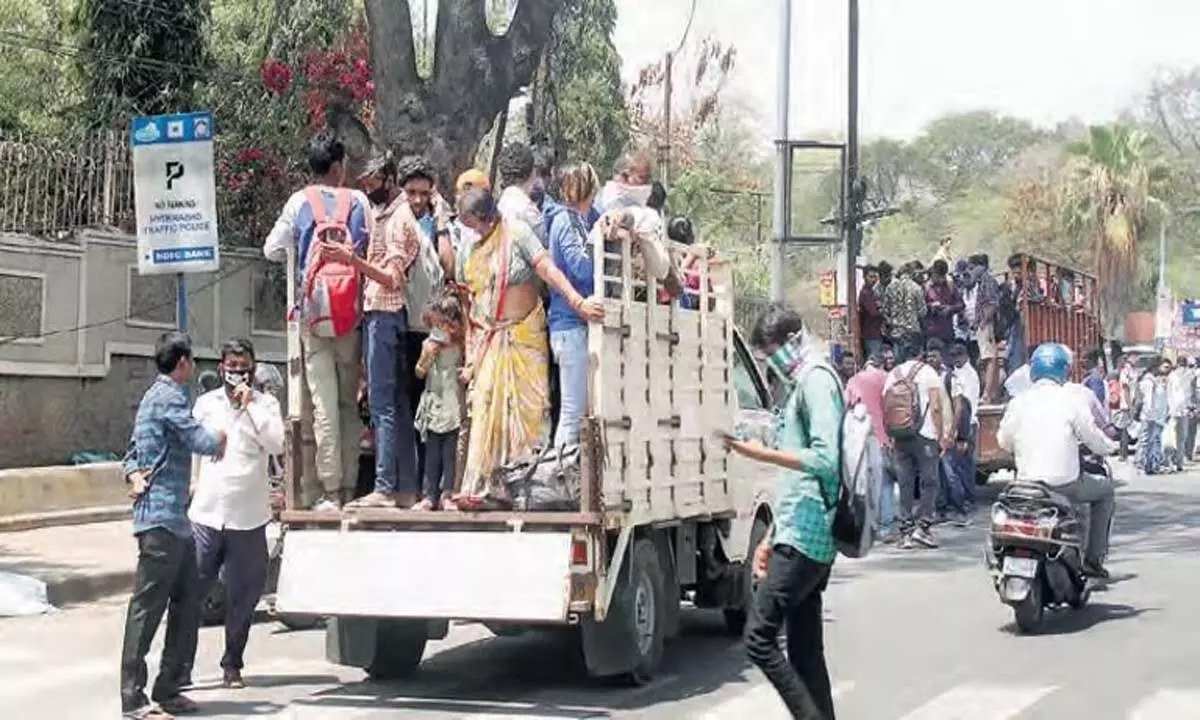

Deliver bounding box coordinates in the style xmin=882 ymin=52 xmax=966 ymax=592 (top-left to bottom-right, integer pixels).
xmin=984 ymin=452 xmax=1112 ymax=633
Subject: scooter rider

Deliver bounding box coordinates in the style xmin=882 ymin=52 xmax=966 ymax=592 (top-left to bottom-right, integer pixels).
xmin=996 ymin=343 xmax=1118 ymax=578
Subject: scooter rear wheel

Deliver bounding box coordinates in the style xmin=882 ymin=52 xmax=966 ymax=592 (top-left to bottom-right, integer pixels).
xmin=1012 ymin=579 xmax=1044 ymax=634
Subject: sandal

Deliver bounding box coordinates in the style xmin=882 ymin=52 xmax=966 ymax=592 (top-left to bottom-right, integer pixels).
xmin=345 ymin=492 xmax=398 ymax=509
xmin=411 ymin=498 xmax=436 ymax=511
xmin=452 ymin=495 xmax=511 ymax=511
xmin=124 ymin=707 xmax=175 ymax=720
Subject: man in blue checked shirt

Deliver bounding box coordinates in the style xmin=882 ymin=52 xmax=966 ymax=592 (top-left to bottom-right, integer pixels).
xmin=120 ymin=332 xmax=226 ymax=719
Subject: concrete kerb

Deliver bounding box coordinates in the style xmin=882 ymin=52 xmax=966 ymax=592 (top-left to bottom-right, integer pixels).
xmin=44 ymin=568 xmax=134 ymax=607
xmin=0 ymin=506 xmax=131 ymax=533
xmin=0 ymin=462 xmax=127 ymax=519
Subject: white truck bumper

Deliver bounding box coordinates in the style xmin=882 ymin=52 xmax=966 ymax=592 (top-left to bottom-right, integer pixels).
xmin=275 ymin=529 xmax=574 ymax=622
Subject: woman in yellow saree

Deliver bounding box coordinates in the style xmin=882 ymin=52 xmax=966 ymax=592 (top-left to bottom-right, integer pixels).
xmin=451 ymin=189 xmax=604 ymax=509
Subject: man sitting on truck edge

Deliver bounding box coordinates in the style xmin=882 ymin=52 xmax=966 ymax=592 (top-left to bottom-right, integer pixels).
xmin=724 ymin=304 xmax=841 ymax=720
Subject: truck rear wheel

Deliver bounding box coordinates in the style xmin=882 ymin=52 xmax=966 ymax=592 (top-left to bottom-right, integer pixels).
xmin=723 ymin=516 xmax=768 ymax=636
xmin=367 ymin=619 xmax=428 ymax=680
xmin=620 ymin=538 xmax=667 ymax=685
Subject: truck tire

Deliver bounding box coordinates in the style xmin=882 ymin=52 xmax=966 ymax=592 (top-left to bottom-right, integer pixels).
xmin=607 ymin=537 xmax=667 ymax=685
xmin=367 ymin=619 xmax=428 ymax=680
xmin=723 ymin=516 xmax=768 ymax=636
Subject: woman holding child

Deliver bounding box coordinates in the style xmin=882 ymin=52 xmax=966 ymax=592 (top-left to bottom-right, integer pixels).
xmin=451 ymin=189 xmax=605 ymax=509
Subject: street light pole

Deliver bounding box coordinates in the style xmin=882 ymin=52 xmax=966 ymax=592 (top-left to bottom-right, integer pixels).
xmin=845 ymin=0 xmax=862 ymax=358
xmin=769 ymin=0 xmax=792 ymax=302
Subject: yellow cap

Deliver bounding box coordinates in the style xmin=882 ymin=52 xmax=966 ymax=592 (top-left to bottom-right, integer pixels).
xmin=455 ymin=169 xmax=490 ymax=194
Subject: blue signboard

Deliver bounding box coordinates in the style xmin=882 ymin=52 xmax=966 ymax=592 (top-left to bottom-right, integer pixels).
xmin=130 ymin=112 xmax=220 ymax=275
xmin=1181 ymin=300 xmax=1200 ymax=328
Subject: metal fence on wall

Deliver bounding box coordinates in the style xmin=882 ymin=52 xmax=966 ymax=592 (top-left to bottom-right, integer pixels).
xmin=0 ymin=131 xmax=136 ymax=237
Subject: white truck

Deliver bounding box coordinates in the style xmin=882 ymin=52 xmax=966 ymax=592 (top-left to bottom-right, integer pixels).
xmin=274 ymin=238 xmax=779 ymax=683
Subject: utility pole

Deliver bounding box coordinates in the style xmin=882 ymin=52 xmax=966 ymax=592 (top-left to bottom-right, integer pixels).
xmin=662 ymin=52 xmax=673 ymax=189
xmin=845 ymin=0 xmax=862 ymax=359
xmin=769 ymin=0 xmax=792 ymax=302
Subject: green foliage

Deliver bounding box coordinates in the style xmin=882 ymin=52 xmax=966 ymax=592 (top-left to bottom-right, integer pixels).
xmin=72 ymin=0 xmax=211 ymax=126
xmin=532 ymin=0 xmax=629 ymax=175
xmin=0 ymin=0 xmax=80 ymax=135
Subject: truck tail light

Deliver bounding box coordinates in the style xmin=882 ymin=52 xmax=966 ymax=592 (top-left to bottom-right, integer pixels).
xmin=571 ymin=538 xmax=589 ymax=566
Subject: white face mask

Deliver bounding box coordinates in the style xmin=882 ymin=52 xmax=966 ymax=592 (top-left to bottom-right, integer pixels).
xmin=603 ymin=182 xmax=653 ymax=209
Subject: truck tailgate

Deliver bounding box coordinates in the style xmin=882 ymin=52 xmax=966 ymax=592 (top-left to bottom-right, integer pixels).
xmin=276 ymin=529 xmax=573 ymax=622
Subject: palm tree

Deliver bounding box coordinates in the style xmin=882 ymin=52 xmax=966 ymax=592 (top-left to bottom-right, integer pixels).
xmin=1059 ymin=123 xmax=1169 ymax=338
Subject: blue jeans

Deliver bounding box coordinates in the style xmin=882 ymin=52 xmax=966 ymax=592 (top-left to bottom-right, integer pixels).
xmin=365 ymin=310 xmax=419 ymax=494
xmin=956 ymin=424 xmax=978 ymax=506
xmin=1006 ymin=320 xmax=1026 ymax=373
xmin=892 ymin=333 xmax=923 ymax=364
xmin=938 ymin=453 xmax=968 ymax=515
xmin=1140 ymin=420 xmax=1165 ymax=474
xmin=878 ymin=446 xmax=897 ymax=531
xmin=550 ymin=326 xmax=589 ymax=447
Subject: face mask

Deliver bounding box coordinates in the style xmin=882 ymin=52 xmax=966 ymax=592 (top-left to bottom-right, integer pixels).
xmin=367 ymin=185 xmax=390 ymax=206
xmin=529 ymin=178 xmax=547 ymax=208
xmin=604 ymin=183 xmax=653 ymax=210
xmin=223 ymin=370 xmax=250 ymax=389
xmin=765 ymin=335 xmax=804 ymax=380
xmin=429 ymin=327 xmax=450 ymax=344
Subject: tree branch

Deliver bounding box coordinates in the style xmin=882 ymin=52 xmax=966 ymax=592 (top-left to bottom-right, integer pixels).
xmin=365 ymin=0 xmax=420 ymax=141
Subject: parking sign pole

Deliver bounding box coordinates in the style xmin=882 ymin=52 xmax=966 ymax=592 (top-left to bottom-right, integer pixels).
xmin=176 ymin=272 xmax=188 ymax=333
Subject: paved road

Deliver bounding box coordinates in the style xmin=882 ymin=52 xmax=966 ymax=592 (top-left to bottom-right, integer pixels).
xmin=3 ymin=464 xmax=1200 ymax=719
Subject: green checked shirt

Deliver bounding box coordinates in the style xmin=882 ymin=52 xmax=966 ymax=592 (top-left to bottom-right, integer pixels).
xmin=773 ymin=362 xmax=843 ymax=565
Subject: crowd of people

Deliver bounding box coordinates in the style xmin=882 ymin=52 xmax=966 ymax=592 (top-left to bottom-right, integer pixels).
xmin=115 ymin=132 xmax=709 ymax=717
xmin=261 ymin=132 xmax=701 ymax=514
xmin=1114 ymin=352 xmax=1200 ymax=475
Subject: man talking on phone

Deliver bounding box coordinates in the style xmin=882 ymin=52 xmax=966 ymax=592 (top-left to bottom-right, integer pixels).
xmin=120 ymin=333 xmax=226 ymax=719
xmin=724 ymin=305 xmax=842 ymax=720
xmin=182 ymin=337 xmax=284 ymax=690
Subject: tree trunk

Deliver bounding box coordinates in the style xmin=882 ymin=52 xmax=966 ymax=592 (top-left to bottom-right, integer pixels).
xmin=364 ymin=0 xmax=564 ymax=189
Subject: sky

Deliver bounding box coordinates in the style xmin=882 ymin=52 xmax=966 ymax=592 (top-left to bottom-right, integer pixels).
xmin=612 ymin=0 xmax=1200 ymax=144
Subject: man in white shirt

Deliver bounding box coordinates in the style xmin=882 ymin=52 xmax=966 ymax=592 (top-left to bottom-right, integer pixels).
xmin=883 ymin=338 xmax=952 ymax=549
xmin=495 ymin=142 xmax=546 ymax=246
xmin=1004 ymin=360 xmax=1033 ymax=398
xmin=941 ymin=342 xmax=981 ymax=524
xmin=185 ymin=338 xmax=284 ymax=689
xmin=997 ymin=343 xmax=1116 ymax=577
xmin=1166 ymin=359 xmax=1191 ymax=469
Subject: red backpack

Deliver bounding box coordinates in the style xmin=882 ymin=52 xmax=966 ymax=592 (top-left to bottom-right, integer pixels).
xmin=300 ymin=186 xmax=360 ymax=338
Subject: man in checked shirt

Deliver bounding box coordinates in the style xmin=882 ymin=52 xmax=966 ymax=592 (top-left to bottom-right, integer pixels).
xmin=321 ymin=152 xmax=424 ymax=509
xmin=120 ymin=332 xmax=226 ymax=719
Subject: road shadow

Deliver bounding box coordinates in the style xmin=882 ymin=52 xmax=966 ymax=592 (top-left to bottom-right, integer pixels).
xmin=1109 ymin=487 xmax=1200 ymax=556
xmin=193 ymin=698 xmax=286 ymax=717
xmin=1002 ymin=602 xmax=1155 ymax=637
xmin=846 ymin=476 xmax=1200 ymax=579
xmin=276 ymin=610 xmax=752 ymax=718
